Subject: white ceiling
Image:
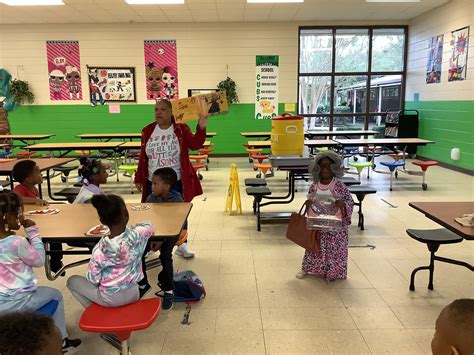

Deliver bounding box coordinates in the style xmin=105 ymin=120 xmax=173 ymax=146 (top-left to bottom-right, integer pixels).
xmin=0 ymin=0 xmax=449 ymax=24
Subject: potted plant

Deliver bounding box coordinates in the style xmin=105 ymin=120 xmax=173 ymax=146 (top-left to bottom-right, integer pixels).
xmin=217 ymin=77 xmax=239 ymax=104
xmin=0 ymin=78 xmax=35 ymax=137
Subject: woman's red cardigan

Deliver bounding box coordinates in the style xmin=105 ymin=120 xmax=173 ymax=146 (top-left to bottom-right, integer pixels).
xmin=134 ymin=121 xmax=206 ymax=203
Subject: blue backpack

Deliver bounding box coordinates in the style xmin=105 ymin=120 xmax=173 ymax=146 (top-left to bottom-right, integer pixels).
xmin=173 ymin=270 xmax=206 ymax=302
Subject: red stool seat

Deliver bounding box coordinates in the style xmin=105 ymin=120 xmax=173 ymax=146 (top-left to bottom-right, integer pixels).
xmin=79 ymin=298 xmax=161 ymax=352
xmin=246 ymin=148 xmax=263 ymax=155
xmin=254 ymin=163 xmax=272 ymax=174
xmin=17 ymin=151 xmax=36 ymax=159
xmin=413 ymin=160 xmax=439 ymax=171
xmin=193 ymin=163 xmax=205 ymax=170
xmin=198 ymin=148 xmax=214 ymax=155
xmin=189 ymin=155 xmax=208 ymax=164
xmin=251 ymin=154 xmax=269 ymax=164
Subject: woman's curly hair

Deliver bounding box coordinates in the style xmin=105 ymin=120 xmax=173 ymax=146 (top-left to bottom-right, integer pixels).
xmin=308 ymin=150 xmax=345 ymax=181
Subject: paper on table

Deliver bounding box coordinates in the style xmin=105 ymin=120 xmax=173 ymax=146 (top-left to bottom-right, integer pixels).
xmin=454 ymin=213 xmax=474 ymax=227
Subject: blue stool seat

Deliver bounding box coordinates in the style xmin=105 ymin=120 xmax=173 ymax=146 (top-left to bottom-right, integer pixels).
xmin=0 ymin=152 xmax=11 ymax=159
xmin=344 ymin=147 xmax=358 ymax=154
xmin=36 ymin=300 xmax=59 ymax=316
xmin=380 ymin=161 xmax=405 ymax=172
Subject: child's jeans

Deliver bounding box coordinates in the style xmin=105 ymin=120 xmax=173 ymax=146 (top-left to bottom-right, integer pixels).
xmin=0 ymin=286 xmax=68 ymax=339
xmin=67 ymin=275 xmax=139 ymax=308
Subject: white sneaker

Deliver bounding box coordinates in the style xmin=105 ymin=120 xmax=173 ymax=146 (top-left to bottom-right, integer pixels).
xmin=175 ymin=243 xmax=195 ymax=258
xmin=296 ymin=270 xmax=307 ymax=279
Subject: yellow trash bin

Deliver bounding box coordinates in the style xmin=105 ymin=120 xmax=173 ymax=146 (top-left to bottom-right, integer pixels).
xmin=271 ymin=113 xmax=304 ymax=156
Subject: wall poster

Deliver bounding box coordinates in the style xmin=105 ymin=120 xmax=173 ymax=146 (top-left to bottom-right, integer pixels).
xmin=448 ymin=26 xmax=470 ymax=81
xmin=46 ymin=40 xmax=82 ymax=101
xmin=255 ymin=55 xmax=279 ymax=120
xmin=426 ymin=34 xmax=444 ymax=84
xmin=144 ymin=40 xmax=179 ymax=100
xmin=87 ymin=67 xmax=136 ymax=106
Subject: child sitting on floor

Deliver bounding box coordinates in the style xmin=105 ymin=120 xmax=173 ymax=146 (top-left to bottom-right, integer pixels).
xmin=73 ymin=158 xmax=108 ymax=204
xmin=0 ymin=311 xmax=63 ymax=355
xmin=67 ymin=194 xmax=153 ymax=308
xmin=140 ymin=167 xmax=188 ymax=312
xmin=0 ymin=191 xmax=81 ymax=353
xmin=12 ymin=160 xmax=49 ymax=206
xmin=431 ymin=298 xmax=474 ymax=355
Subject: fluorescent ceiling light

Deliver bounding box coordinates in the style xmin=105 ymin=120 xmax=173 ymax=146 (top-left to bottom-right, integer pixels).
xmin=247 ymin=0 xmax=303 ymax=3
xmin=0 ymin=0 xmax=64 ymax=5
xmin=125 ymin=0 xmax=184 ymax=4
xmin=366 ymin=0 xmax=420 ymax=2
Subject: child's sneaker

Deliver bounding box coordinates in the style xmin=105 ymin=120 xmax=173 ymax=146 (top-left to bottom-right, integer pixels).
xmin=138 ymin=283 xmax=151 ymax=298
xmin=156 ymin=291 xmax=174 ymax=312
xmin=62 ymin=338 xmax=81 ymax=354
xmin=295 ymin=270 xmax=307 ymax=279
xmin=175 ymin=243 xmax=195 ymax=258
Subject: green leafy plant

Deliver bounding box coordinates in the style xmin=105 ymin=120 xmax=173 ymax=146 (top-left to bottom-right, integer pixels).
xmin=8 ymin=79 xmax=34 ymax=105
xmin=217 ymin=77 xmax=239 ymax=104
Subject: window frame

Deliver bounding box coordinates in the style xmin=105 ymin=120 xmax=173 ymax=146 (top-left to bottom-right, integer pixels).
xmin=297 ymin=25 xmax=408 ymax=131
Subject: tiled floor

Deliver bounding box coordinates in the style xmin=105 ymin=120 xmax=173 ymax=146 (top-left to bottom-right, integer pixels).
xmin=36 ymin=157 xmax=473 ymax=354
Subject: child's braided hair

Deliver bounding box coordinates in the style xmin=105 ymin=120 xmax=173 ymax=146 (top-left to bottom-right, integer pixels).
xmin=0 ymin=190 xmax=22 ymax=220
xmin=78 ymin=157 xmax=102 ymax=185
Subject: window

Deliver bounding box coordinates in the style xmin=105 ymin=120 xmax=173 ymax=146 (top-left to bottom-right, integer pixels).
xmin=298 ymin=26 xmax=407 ymax=131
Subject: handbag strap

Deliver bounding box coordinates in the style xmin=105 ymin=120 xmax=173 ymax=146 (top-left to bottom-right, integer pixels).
xmin=298 ymin=202 xmax=308 ymax=216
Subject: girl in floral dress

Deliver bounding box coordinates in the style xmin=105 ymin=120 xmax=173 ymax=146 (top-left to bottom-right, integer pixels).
xmin=297 ymin=150 xmax=354 ymax=282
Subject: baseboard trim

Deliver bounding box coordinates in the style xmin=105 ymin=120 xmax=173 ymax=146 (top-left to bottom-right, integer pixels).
xmin=416 ymin=156 xmax=473 ymax=176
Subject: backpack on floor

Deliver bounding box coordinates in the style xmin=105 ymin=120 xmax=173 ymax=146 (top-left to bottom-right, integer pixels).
xmin=173 ymin=270 xmax=206 ymax=302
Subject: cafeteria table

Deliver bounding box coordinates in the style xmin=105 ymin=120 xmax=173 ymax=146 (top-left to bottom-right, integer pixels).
xmin=408 ymin=202 xmax=473 ymax=289
xmin=25 ymin=142 xmax=125 ymax=157
xmin=247 ymin=139 xmax=339 ymax=149
xmin=241 ymin=130 xmax=377 ymax=140
xmin=0 ymin=134 xmax=55 ymax=147
xmin=0 ymin=158 xmax=77 ymax=200
xmin=78 ymin=132 xmax=217 ymax=142
xmin=118 ymin=140 xmax=213 ymax=151
xmin=25 ymin=202 xmax=192 ymax=280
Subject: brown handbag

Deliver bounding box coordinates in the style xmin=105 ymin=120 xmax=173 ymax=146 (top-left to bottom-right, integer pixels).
xmin=286 ymin=202 xmax=320 ymax=252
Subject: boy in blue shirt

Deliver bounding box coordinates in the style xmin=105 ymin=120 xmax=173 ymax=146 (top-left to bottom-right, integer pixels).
xmin=139 ymin=167 xmax=191 ymax=311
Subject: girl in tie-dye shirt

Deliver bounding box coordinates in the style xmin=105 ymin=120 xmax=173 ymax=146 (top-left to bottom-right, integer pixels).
xmin=0 ymin=190 xmax=81 ymax=353
xmin=67 ymin=194 xmax=154 ymax=308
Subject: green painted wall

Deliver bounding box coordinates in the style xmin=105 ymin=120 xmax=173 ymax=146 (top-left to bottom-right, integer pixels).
xmin=406 ymin=100 xmax=473 ymax=171
xmin=8 ymin=103 xmax=289 ymax=154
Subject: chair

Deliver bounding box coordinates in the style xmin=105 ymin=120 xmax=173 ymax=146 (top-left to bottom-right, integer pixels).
xmin=189 ymin=154 xmax=209 ymax=171
xmin=36 ymin=300 xmax=59 ymax=316
xmin=412 ymin=160 xmax=438 ymax=190
xmin=251 ymin=154 xmax=269 ymax=165
xmin=118 ymin=165 xmax=138 ymax=193
xmin=55 ymin=187 xmax=81 ymax=203
xmin=198 ymin=148 xmax=213 ymax=164
xmin=53 ymin=165 xmax=78 ymax=187
xmin=348 ymin=161 xmax=373 ymax=181
xmin=253 ymin=163 xmax=273 ymax=178
xmin=0 ymin=151 xmax=11 ymax=159
xmin=348 ymin=186 xmax=377 ymax=230
xmin=380 ymin=161 xmax=405 ymax=191
xmin=193 ymin=163 xmax=205 ymax=180
xmin=17 ymin=151 xmax=37 ymax=159
xmin=245 ymin=178 xmax=267 ymax=187
xmin=246 ymin=186 xmax=272 ymax=231
xmin=406 ymin=229 xmax=467 ymax=291
xmin=245 ymin=148 xmax=263 ymax=163
xmin=79 ymin=298 xmax=161 ymax=355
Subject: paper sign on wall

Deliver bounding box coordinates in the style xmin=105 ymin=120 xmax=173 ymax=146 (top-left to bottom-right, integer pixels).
xmin=172 ymin=91 xmax=228 ymax=123
xmin=255 ymin=55 xmax=279 ymax=120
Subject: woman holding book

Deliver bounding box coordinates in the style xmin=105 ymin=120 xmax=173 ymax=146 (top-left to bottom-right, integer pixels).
xmin=135 ymin=99 xmax=208 ymax=257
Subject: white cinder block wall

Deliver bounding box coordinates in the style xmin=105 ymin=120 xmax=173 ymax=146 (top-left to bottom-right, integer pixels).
xmin=0 ymin=20 xmax=406 ymax=105
xmin=406 ymin=0 xmax=474 ymax=101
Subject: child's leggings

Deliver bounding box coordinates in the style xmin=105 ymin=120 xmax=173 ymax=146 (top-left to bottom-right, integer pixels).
xmin=67 ymin=275 xmax=139 ymax=308
xmin=0 ymin=286 xmax=68 ymax=339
